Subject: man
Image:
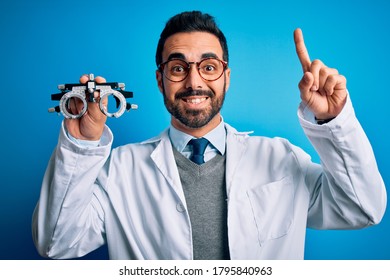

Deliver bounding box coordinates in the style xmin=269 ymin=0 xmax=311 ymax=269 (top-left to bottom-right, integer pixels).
xmin=32 ymin=11 xmax=386 ymax=260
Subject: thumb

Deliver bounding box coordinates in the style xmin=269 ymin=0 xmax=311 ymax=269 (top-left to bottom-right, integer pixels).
xmin=298 ymin=72 xmax=314 ymax=101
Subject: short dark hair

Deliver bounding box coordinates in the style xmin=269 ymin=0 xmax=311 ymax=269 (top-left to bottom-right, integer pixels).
xmin=155 ymin=11 xmax=229 ymax=67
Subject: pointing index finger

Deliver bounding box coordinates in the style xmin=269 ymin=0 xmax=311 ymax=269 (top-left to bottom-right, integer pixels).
xmin=294 ymin=28 xmax=311 ymax=72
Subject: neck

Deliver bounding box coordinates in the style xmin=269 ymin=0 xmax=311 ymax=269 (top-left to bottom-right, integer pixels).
xmin=171 ymin=113 xmax=221 ymax=138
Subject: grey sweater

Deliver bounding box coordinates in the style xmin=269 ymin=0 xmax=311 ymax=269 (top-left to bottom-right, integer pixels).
xmin=173 ymin=148 xmax=230 ymax=260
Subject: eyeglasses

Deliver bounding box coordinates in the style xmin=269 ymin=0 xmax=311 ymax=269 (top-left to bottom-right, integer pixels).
xmin=159 ymin=57 xmax=228 ymax=82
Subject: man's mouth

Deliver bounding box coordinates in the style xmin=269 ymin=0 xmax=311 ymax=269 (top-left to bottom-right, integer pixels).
xmin=182 ymin=97 xmax=208 ymax=104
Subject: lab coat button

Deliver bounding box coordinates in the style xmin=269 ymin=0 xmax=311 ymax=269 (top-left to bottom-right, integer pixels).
xmin=176 ymin=202 xmax=186 ymax=213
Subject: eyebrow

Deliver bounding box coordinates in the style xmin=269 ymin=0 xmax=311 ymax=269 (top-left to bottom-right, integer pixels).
xmin=167 ymin=53 xmax=186 ymax=61
xmin=166 ymin=52 xmax=220 ymax=61
xmin=201 ymin=52 xmax=219 ymax=59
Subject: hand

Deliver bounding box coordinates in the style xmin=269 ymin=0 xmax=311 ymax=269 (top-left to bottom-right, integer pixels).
xmin=64 ymin=74 xmax=108 ymax=141
xmin=294 ymin=28 xmax=347 ymax=120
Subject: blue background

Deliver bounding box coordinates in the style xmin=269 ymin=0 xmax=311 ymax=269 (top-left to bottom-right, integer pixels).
xmin=0 ymin=0 xmax=389 ymax=259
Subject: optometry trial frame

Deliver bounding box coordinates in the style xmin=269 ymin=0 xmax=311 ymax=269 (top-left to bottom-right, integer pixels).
xmin=48 ymin=74 xmax=138 ymax=119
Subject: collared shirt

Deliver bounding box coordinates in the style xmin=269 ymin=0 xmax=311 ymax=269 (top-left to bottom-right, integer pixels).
xmin=169 ymin=119 xmax=226 ymax=162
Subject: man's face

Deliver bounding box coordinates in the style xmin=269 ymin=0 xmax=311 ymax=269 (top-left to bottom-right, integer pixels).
xmin=156 ymin=32 xmax=230 ymax=135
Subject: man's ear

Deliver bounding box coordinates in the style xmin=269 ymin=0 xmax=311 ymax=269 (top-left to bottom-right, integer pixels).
xmin=156 ymin=70 xmax=164 ymax=93
xmin=224 ymin=67 xmax=231 ymax=92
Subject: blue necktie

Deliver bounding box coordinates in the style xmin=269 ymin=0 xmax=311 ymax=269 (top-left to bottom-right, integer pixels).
xmin=189 ymin=138 xmax=209 ymax=164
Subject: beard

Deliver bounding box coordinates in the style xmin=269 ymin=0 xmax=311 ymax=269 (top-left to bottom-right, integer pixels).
xmin=163 ymin=84 xmax=226 ymax=129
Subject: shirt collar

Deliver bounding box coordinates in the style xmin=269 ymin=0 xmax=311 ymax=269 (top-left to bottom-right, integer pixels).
xmin=169 ymin=118 xmax=226 ymax=155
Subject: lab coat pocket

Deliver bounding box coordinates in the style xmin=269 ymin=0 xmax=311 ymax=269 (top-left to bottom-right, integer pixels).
xmin=246 ymin=176 xmax=294 ymax=246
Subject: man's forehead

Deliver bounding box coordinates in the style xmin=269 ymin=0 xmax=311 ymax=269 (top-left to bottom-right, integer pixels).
xmin=162 ymin=31 xmax=223 ymax=61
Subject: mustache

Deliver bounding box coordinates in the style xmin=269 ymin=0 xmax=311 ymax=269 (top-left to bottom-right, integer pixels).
xmin=175 ymin=89 xmax=214 ymax=100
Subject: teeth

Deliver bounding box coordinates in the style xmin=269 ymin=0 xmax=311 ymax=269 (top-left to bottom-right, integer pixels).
xmin=185 ymin=97 xmax=207 ymax=104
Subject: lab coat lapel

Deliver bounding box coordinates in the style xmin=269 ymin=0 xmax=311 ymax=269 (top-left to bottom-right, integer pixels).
xmin=149 ymin=130 xmax=187 ymax=203
xmin=225 ymin=124 xmax=252 ymax=259
xmin=225 ymin=124 xmax=250 ymax=196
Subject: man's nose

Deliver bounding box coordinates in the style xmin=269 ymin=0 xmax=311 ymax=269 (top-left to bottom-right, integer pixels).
xmin=185 ymin=64 xmax=204 ymax=89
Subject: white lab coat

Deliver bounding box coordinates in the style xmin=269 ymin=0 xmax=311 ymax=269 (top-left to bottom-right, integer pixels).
xmin=32 ymin=98 xmax=386 ymax=259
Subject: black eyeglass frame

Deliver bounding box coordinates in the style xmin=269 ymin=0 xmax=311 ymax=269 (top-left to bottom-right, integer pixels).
xmin=159 ymin=57 xmax=228 ymax=82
